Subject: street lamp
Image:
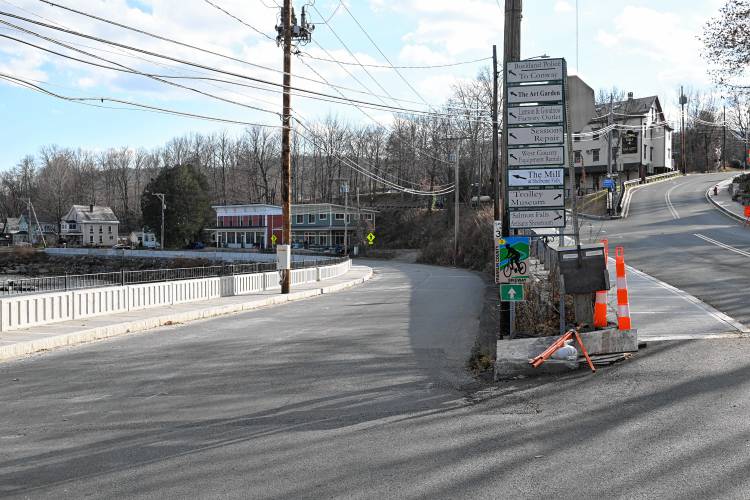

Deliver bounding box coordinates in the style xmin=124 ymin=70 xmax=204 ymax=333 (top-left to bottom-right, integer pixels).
xmin=145 ymin=191 xmax=166 ymax=249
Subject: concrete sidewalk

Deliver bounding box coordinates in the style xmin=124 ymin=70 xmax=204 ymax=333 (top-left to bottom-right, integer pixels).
xmin=0 ymin=265 xmax=373 ymax=362
xmin=708 ymin=176 xmax=748 ymax=222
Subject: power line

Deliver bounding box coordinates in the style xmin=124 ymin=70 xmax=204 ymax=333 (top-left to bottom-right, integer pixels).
xmin=202 ymin=0 xmax=276 ymax=41
xmin=34 ymin=0 xmax=456 ymax=109
xmin=0 ymin=10 xmax=479 ymax=119
xmin=0 ymin=72 xmax=283 ymax=127
xmin=338 ymin=1 xmax=429 ymax=106
xmin=298 ymin=51 xmax=492 ymax=69
xmin=0 ymin=22 xmax=282 ymax=117
xmin=310 ymin=3 xmax=401 ymax=108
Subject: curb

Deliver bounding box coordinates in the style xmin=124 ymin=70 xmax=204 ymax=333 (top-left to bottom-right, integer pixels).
xmin=0 ymin=267 xmax=374 ymax=362
xmin=705 ymin=181 xmax=748 ymax=224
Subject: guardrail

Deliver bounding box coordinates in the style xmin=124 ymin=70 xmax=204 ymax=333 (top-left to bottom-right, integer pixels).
xmin=0 ymin=258 xmax=353 ymax=332
xmin=0 ymin=257 xmax=348 ymax=297
xmin=617 ymin=170 xmax=682 ymax=212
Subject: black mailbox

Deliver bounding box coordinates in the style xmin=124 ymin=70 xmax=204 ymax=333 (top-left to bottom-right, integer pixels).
xmin=556 ymin=243 xmax=609 ymax=294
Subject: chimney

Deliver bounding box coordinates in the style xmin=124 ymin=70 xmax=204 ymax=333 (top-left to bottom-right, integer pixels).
xmin=89 ymin=204 xmax=94 ymax=212
xmin=627 ymin=92 xmax=634 ymax=100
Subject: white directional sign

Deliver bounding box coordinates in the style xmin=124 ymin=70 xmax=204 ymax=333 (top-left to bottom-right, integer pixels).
xmin=508 ymin=168 xmax=564 ymax=187
xmin=509 ymin=209 xmax=566 ymax=229
xmin=506 ymin=59 xmax=564 ymax=84
xmin=508 ymin=189 xmax=565 ymax=208
xmin=507 ymin=84 xmax=563 ymax=104
xmin=508 ymin=146 xmax=564 ymax=167
xmin=507 ymin=105 xmax=563 ymax=125
xmin=507 ymin=126 xmax=564 ymax=146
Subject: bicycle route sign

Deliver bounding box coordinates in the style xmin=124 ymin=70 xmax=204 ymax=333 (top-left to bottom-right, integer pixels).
xmin=494 ymin=231 xmax=530 ymax=284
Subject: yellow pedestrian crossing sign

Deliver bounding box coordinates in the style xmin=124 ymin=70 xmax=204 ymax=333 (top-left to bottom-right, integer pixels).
xmin=367 ymin=232 xmax=375 ymax=245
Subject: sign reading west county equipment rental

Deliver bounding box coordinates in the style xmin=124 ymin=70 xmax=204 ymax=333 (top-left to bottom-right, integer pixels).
xmin=507 ymin=84 xmax=563 ymax=104
xmin=507 ymin=105 xmax=564 ymax=125
xmin=509 ymin=209 xmax=566 ymax=229
xmin=508 ymin=146 xmax=564 ymax=167
xmin=508 ymin=168 xmax=564 ymax=187
xmin=508 ymin=126 xmax=564 ymax=146
xmin=508 ymin=189 xmax=565 ymax=208
xmin=506 ymin=59 xmax=564 ymax=84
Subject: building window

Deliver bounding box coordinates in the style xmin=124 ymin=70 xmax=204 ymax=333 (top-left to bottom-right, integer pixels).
xmin=364 ymin=213 xmax=373 ymax=221
xmin=644 ymin=145 xmax=647 ymax=159
xmin=650 ymin=147 xmax=653 ymax=161
xmin=110 ymin=235 xmax=114 ymax=241
xmin=98 ymin=235 xmax=102 ymax=243
xmin=592 ymin=149 xmax=600 ymax=162
xmin=99 ymin=226 xmax=103 ymax=233
xmin=319 ymin=213 xmax=327 ymax=221
xmin=295 ymin=214 xmax=304 ymax=224
xmin=335 ymin=213 xmax=345 ymax=220
xmin=308 ymin=214 xmax=315 ymax=224
xmin=592 ymin=129 xmax=600 ymax=141
xmin=574 ymin=151 xmax=582 ymax=163
xmin=90 ymin=235 xmax=94 ymax=243
xmin=89 ymin=226 xmax=93 ymax=233
xmin=108 ymin=226 xmax=112 ymax=233
xmin=574 ymin=135 xmax=581 ymax=142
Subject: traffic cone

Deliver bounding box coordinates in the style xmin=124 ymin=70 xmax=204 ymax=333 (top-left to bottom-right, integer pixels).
xmin=593 ymin=239 xmax=609 ymax=328
xmin=615 ymin=246 xmax=631 ymax=330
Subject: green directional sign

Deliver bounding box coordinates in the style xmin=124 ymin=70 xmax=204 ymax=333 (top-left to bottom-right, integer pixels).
xmin=500 ymin=284 xmax=524 ymax=302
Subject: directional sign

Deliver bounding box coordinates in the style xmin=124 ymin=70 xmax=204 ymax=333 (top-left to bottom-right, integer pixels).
xmin=367 ymin=232 xmax=376 ymax=245
xmin=508 ymin=146 xmax=564 ymax=167
xmin=602 ymin=178 xmax=615 ymax=190
xmin=506 ymin=59 xmax=564 ymax=84
xmin=509 ymin=209 xmax=566 ymax=229
xmin=507 ymin=105 xmax=564 ymax=125
xmin=508 ymin=189 xmax=565 ymax=208
xmin=508 ymin=126 xmax=564 ymax=146
xmin=500 ymin=284 xmax=524 ymax=302
xmin=508 ymin=168 xmax=564 ymax=187
xmin=507 ymin=84 xmax=563 ymax=104
xmin=270 ymin=234 xmax=278 ymax=245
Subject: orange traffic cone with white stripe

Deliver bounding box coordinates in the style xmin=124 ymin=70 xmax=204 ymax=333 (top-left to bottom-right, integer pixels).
xmin=593 ymin=239 xmax=609 ymax=328
xmin=615 ymin=246 xmax=631 ymax=330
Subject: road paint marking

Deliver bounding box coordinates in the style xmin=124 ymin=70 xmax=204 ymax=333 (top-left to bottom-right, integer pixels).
xmin=609 ymin=257 xmax=750 ymax=334
xmin=694 ymin=233 xmax=750 ymax=259
xmin=643 ymin=332 xmax=747 ymax=342
xmin=665 ymin=184 xmax=681 ymax=219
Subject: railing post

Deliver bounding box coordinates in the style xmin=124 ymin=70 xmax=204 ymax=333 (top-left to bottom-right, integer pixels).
xmin=121 ymin=269 xmax=125 ymax=287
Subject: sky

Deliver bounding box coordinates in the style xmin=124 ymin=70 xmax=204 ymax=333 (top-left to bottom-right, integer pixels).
xmin=0 ymin=0 xmax=730 ymax=169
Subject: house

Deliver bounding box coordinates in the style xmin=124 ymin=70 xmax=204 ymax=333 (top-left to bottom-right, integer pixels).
xmin=128 ymin=230 xmax=159 ymax=249
xmin=291 ymin=203 xmax=376 ymax=248
xmin=571 ymin=91 xmax=674 ymax=193
xmin=1 ymin=217 xmax=22 ymax=245
xmin=60 ymin=204 xmax=120 ymax=247
xmin=17 ymin=214 xmax=58 ymax=246
xmin=209 ymin=203 xmax=377 ymax=249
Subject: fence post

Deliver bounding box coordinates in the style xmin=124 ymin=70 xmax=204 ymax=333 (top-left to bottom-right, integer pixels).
xmin=121 ymin=269 xmax=125 ymax=287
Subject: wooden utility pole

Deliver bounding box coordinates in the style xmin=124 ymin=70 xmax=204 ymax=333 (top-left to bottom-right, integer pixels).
xmin=280 ymin=0 xmax=293 ymax=294
xmin=500 ymin=0 xmax=522 ymax=339
xmin=722 ymin=103 xmax=726 ymax=171
xmin=492 ymin=45 xmax=500 ymax=220
xmin=680 ymin=86 xmax=687 ymax=175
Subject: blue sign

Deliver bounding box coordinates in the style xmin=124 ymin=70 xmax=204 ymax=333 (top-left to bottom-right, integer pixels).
xmin=603 ymin=179 xmax=615 ymax=190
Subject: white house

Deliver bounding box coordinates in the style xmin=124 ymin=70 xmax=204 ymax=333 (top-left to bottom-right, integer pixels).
xmin=60 ymin=204 xmax=120 ymax=247
xmin=128 ymin=230 xmax=159 ymax=248
xmin=572 ymin=92 xmax=674 ymax=192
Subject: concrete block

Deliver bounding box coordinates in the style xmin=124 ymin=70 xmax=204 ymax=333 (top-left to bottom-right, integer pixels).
xmin=494 ymin=328 xmax=638 ymax=379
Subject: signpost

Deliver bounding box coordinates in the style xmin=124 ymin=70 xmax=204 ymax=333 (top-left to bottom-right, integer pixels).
xmin=504 ymin=57 xmax=568 ymax=231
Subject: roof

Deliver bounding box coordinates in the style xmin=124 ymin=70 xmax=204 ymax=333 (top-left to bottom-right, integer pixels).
xmin=595 ymin=96 xmax=658 ymax=117
xmin=70 ymin=205 xmax=119 ymax=223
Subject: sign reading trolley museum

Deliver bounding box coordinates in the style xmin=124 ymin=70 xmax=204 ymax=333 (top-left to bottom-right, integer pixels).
xmin=504 ymin=57 xmax=568 ymax=230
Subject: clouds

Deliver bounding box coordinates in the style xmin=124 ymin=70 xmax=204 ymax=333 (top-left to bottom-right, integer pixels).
xmin=554 ymin=1 xmax=573 ymax=14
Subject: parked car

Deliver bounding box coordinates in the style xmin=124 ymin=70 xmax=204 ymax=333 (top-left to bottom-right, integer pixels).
xmin=187 ymin=241 xmax=206 ymax=250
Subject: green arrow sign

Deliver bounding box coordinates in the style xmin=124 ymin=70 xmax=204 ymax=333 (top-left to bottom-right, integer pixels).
xmin=500 ymin=284 xmax=524 ymax=302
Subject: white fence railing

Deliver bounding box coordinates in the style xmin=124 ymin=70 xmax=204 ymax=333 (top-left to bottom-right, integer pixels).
xmin=622 ymin=170 xmax=681 ymax=190
xmin=44 ymin=247 xmax=324 ymax=262
xmin=0 ymin=260 xmax=352 ymax=333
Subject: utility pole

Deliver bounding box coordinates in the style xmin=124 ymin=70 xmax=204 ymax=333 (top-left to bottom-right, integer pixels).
xmin=722 ymin=103 xmax=726 ymax=171
xmin=276 ymin=2 xmax=313 ymax=294
xmin=680 ymin=86 xmax=687 ymax=175
xmin=148 ymin=192 xmax=166 ymax=249
xmin=492 ymin=44 xmax=500 ymax=220
xmin=607 ymin=93 xmax=614 ymax=215
xmin=454 ymin=140 xmax=460 ymax=264
xmin=501 ymin=0 xmax=522 ymax=340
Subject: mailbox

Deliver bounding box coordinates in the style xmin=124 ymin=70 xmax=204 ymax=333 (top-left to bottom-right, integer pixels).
xmin=556 ymin=243 xmax=609 ymax=294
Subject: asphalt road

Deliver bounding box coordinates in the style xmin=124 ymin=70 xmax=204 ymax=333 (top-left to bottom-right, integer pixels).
xmin=595 ymin=172 xmax=750 ymax=328
xmin=5 ymin=258 xmax=750 ymax=498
